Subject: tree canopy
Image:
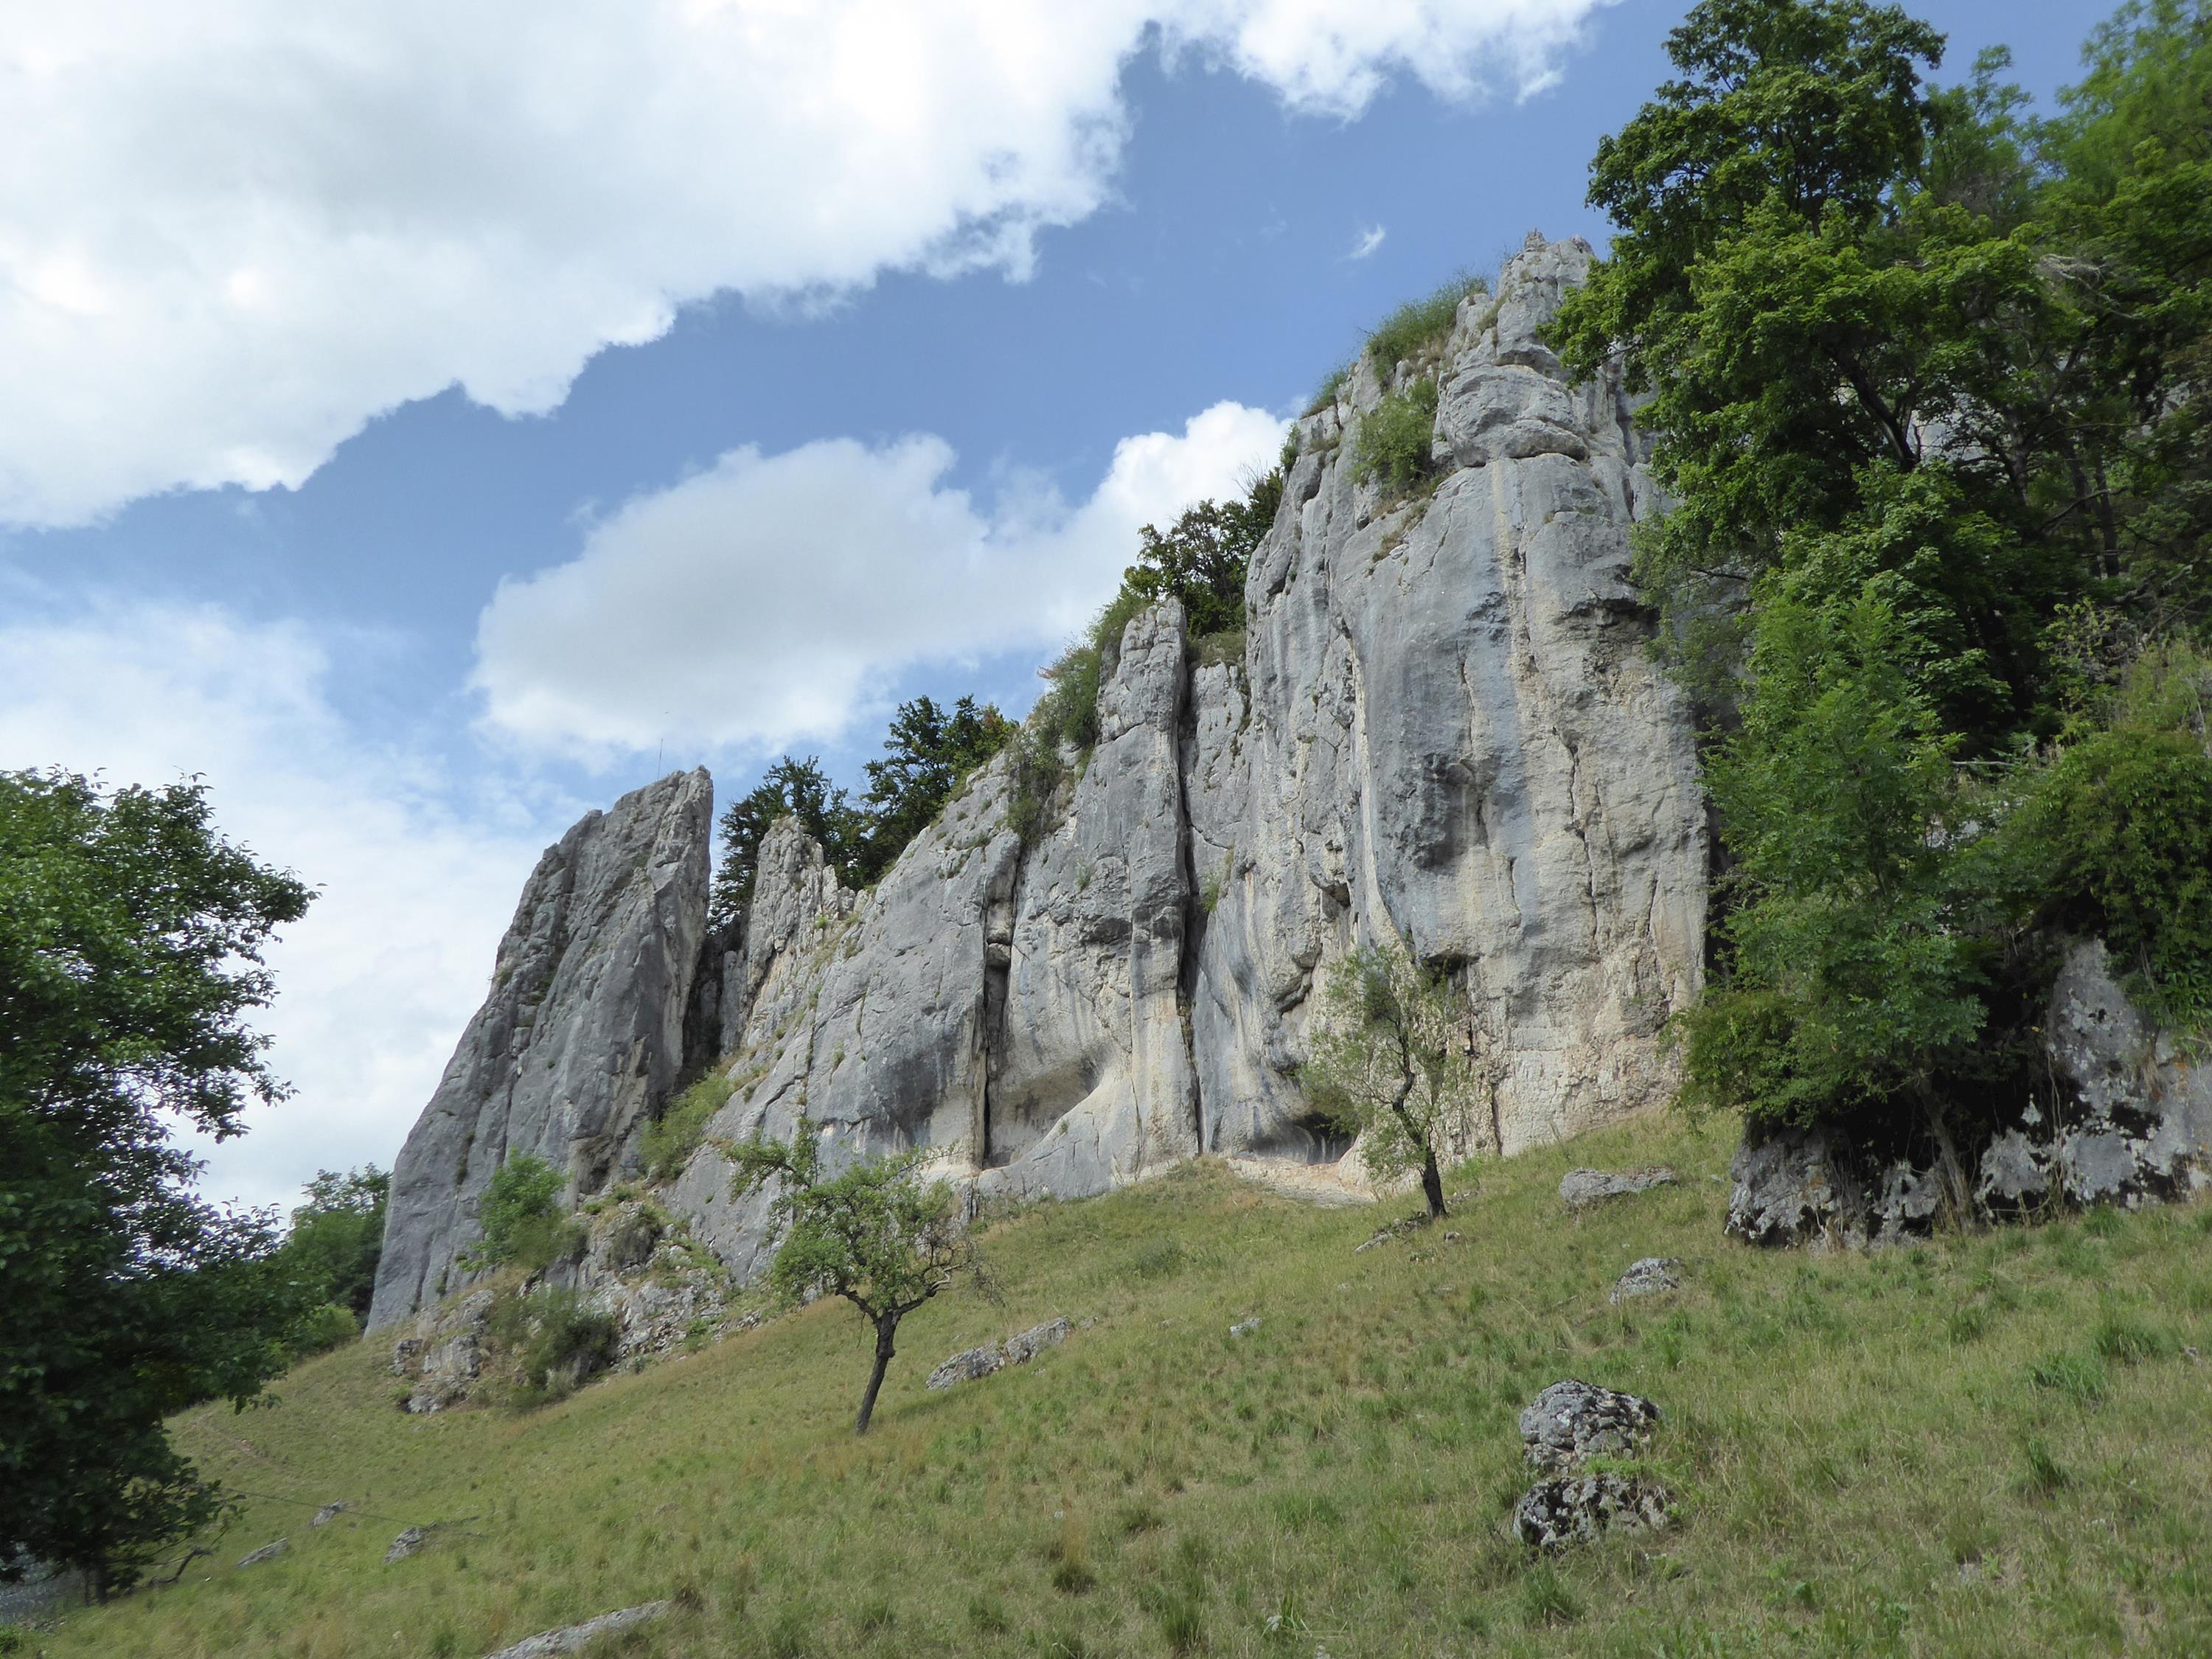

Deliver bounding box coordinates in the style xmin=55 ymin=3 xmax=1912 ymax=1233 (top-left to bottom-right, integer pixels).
xmin=1 ymin=771 xmax=316 ymax=1596
xmin=1552 ymin=0 xmax=2212 ymax=1164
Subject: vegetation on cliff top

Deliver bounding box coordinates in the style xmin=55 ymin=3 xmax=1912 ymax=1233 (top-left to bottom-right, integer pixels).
xmin=40 ymin=1113 xmax=2212 ymax=1657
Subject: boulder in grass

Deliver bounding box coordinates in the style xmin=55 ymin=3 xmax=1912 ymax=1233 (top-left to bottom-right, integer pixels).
xmin=234 ymin=1539 xmax=287 ymax=1568
xmin=383 ymin=1528 xmax=425 ymax=1564
xmin=1513 ymin=1474 xmax=1671 ymax=1551
xmin=483 ymin=1600 xmax=669 ymax=1658
xmin=1559 ymin=1168 xmax=1675 ymax=1211
xmin=925 ymin=1318 xmax=1069 ymax=1390
xmin=1608 ymin=1258 xmax=1682 ymax=1304
xmin=1519 ymin=1379 xmax=1661 ymax=1471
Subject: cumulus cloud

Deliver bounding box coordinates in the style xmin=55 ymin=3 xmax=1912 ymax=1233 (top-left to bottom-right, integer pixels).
xmin=0 ymin=0 xmax=1609 ymax=527
xmin=0 ymin=598 xmax=560 ymax=1212
xmin=1349 ymin=223 xmax=1388 ymax=259
xmin=473 ymin=400 xmax=1287 ymax=758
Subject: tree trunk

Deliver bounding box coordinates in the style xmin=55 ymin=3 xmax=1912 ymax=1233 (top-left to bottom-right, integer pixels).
xmin=854 ymin=1314 xmax=900 ymax=1435
xmin=1421 ymin=1147 xmax=1447 ymax=1220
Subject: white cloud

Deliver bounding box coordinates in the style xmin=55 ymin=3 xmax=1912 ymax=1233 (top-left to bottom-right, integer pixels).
xmin=1349 ymin=223 xmax=1388 ymax=259
xmin=0 ymin=598 xmax=561 ymax=1213
xmin=0 ymin=0 xmax=1609 ymax=528
xmin=473 ymin=400 xmax=1288 ymax=758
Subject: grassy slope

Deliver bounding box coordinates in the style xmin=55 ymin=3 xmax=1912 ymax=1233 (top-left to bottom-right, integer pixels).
xmin=38 ymin=1113 xmax=2212 ymax=1659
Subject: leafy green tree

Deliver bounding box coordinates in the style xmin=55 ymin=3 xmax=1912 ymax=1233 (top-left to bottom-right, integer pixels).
xmin=274 ymin=1165 xmax=388 ymax=1323
xmin=1300 ymin=944 xmax=1490 ymax=1220
xmin=0 ymin=770 xmax=315 ymax=1598
xmin=727 ymin=1121 xmax=987 ymax=1433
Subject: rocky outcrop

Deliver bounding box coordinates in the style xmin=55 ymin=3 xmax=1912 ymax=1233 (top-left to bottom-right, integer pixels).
xmin=367 ymin=769 xmax=714 ymax=1329
xmin=1729 ymin=939 xmax=2212 ymax=1248
xmin=377 ymin=234 xmax=1710 ymax=1303
xmin=1609 ymin=1257 xmax=1681 ymax=1304
xmin=1519 ymin=1379 xmax=1662 ymax=1472
xmin=1559 ymin=1166 xmax=1676 ymax=1210
xmin=1514 ymin=1474 xmax=1671 ymax=1551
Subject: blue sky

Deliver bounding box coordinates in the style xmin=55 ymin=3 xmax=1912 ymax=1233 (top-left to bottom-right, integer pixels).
xmin=0 ymin=0 xmax=2099 ymax=1211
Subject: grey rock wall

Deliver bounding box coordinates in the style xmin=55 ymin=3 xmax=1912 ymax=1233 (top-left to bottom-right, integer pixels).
xmin=367 ymin=769 xmax=713 ymax=1329
xmin=376 ymin=234 xmax=1712 ymax=1304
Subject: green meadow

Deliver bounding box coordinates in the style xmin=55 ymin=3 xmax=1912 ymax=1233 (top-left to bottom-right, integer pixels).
xmin=34 ymin=1113 xmax=2212 ymax=1658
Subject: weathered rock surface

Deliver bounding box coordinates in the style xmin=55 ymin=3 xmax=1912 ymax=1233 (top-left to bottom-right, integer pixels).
xmin=484 ymin=1601 xmax=669 ymax=1659
xmin=383 ymin=1529 xmax=425 ymax=1565
xmin=1513 ymin=1475 xmax=1671 ymax=1551
xmin=1731 ymin=939 xmax=2212 ymax=1248
xmin=925 ymin=1318 xmax=1070 ymax=1391
xmin=369 ymin=771 xmax=714 ymax=1330
xmin=234 ymin=1539 xmax=286 ymax=1568
xmin=1559 ymin=1167 xmax=1676 ymax=1210
xmin=377 ymin=234 xmax=1710 ymax=1309
xmin=1519 ymin=1379 xmax=1662 ymax=1471
xmin=310 ymin=1503 xmax=346 ymax=1528
xmin=1608 ymin=1257 xmax=1681 ymax=1304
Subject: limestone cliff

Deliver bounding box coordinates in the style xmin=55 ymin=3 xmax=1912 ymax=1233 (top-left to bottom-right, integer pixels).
xmin=372 ymin=235 xmax=1710 ymax=1320
xmin=367 ymin=769 xmax=714 ymax=1329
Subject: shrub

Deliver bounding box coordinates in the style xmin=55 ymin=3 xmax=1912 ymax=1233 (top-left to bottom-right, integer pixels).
xmin=1349 ymin=378 xmax=1440 ymax=496
xmin=462 ymin=1153 xmax=578 ymax=1272
xmin=1304 ymin=362 xmax=1352 ymax=416
xmin=1364 ymin=272 xmax=1484 ymax=371
xmin=2006 ymin=641 xmax=2212 ymax=1030
xmin=495 ymin=1287 xmax=619 ymax=1408
xmin=289 ymin=1301 xmax=359 ymax=1357
xmin=642 ymin=1073 xmax=737 ymax=1181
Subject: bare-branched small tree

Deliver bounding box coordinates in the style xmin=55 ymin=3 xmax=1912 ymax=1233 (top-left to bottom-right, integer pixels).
xmin=1301 ymin=942 xmax=1492 ymax=1220
xmin=727 ymin=1119 xmax=989 ymax=1433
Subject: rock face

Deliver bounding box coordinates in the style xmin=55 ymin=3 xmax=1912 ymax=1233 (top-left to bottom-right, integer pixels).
xmin=375 ymin=234 xmax=1709 ymax=1306
xmin=368 ymin=771 xmax=714 ymax=1329
xmin=1729 ymin=939 xmax=2212 ymax=1248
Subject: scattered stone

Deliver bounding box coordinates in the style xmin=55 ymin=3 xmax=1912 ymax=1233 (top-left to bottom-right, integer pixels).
xmin=1608 ymin=1258 xmax=1682 ymax=1304
xmin=383 ymin=1528 xmax=425 ymax=1564
xmin=234 ymin=1539 xmax=287 ymax=1569
xmin=1443 ymin=1231 xmax=1461 ymax=1242
xmin=1559 ymin=1168 xmax=1676 ymax=1210
xmin=483 ymin=1601 xmax=670 ymax=1658
xmin=925 ymin=1318 xmax=1069 ymax=1390
xmin=1228 ymin=1318 xmax=1262 ymax=1338
xmin=309 ymin=1503 xmax=347 ymax=1528
xmin=1513 ymin=1475 xmax=1671 ymax=1551
xmin=1354 ymin=1213 xmax=1431 ymax=1253
xmin=1519 ymin=1379 xmax=1661 ymax=1472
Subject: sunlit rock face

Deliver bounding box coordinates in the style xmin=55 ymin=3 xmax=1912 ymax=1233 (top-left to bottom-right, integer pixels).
xmin=374 ymin=235 xmax=1711 ymax=1312
xmin=367 ymin=770 xmax=712 ymax=1329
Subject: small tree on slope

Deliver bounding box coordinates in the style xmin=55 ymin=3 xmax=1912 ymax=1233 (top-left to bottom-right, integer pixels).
xmin=728 ymin=1121 xmax=988 ymax=1434
xmin=1301 ymin=943 xmax=1492 ymax=1220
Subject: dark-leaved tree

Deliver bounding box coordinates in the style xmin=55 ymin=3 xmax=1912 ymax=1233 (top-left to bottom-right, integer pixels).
xmin=0 ymin=770 xmax=316 ymax=1599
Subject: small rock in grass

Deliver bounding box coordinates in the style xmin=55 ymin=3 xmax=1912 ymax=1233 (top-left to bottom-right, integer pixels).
xmin=482 ymin=1600 xmax=669 ymax=1658
xmin=1513 ymin=1474 xmax=1670 ymax=1551
xmin=234 ymin=1539 xmax=287 ymax=1568
xmin=1519 ymin=1379 xmax=1661 ymax=1472
xmin=1608 ymin=1258 xmax=1682 ymax=1304
xmin=383 ymin=1528 xmax=425 ymax=1564
xmin=1229 ymin=1318 xmax=1261 ymax=1338
xmin=310 ymin=1503 xmax=347 ymax=1528
xmin=1559 ymin=1168 xmax=1676 ymax=1211
xmin=925 ymin=1318 xmax=1069 ymax=1390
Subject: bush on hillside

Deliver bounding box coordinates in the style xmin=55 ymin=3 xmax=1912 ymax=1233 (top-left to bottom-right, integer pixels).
xmin=1363 ymin=272 xmax=1484 ymax=372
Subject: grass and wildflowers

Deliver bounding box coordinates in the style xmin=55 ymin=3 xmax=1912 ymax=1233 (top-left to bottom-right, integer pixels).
xmin=40 ymin=1113 xmax=2212 ymax=1658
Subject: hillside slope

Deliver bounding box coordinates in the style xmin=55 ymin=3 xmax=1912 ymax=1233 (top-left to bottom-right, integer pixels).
xmin=39 ymin=1114 xmax=2212 ymax=1658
